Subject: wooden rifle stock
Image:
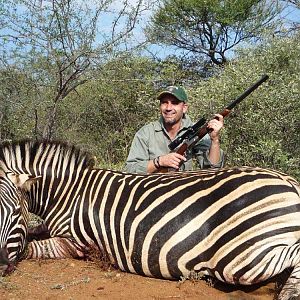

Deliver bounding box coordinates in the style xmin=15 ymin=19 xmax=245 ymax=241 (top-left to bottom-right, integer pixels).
xmin=156 ymin=75 xmax=269 ymax=173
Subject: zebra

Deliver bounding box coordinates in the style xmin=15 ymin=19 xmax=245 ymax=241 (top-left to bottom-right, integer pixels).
xmin=0 ymin=140 xmax=300 ymax=300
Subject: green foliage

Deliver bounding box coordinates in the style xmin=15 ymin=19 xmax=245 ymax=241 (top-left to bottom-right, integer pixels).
xmin=189 ymin=33 xmax=300 ymax=179
xmin=55 ymin=55 xmax=160 ymax=167
xmin=0 ymin=68 xmax=41 ymax=140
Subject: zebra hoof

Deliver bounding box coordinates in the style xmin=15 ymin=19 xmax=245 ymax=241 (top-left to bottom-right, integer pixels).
xmin=0 ymin=262 xmax=15 ymax=276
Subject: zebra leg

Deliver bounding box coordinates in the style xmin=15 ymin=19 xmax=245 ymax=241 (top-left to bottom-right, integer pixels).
xmin=26 ymin=237 xmax=86 ymax=259
xmin=278 ymin=265 xmax=300 ymax=300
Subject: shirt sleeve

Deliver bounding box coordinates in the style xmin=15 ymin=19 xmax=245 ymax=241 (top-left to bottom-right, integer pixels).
xmin=193 ymin=134 xmax=225 ymax=169
xmin=124 ymin=127 xmax=150 ymax=174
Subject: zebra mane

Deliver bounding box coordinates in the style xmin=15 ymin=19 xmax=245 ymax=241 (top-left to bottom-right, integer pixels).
xmin=0 ymin=139 xmax=95 ymax=175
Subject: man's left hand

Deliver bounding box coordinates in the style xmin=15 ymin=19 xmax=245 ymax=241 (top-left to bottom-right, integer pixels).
xmin=207 ymin=114 xmax=224 ymax=140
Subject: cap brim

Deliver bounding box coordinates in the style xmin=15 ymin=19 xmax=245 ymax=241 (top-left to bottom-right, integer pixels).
xmin=157 ymin=91 xmax=172 ymax=99
xmin=157 ymin=91 xmax=185 ymax=102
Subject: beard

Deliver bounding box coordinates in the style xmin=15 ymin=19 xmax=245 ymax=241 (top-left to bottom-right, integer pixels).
xmin=162 ymin=111 xmax=184 ymax=127
xmin=163 ymin=118 xmax=177 ymax=126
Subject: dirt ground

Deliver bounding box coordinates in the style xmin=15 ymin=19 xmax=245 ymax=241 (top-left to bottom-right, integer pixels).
xmin=0 ymin=258 xmax=280 ymax=300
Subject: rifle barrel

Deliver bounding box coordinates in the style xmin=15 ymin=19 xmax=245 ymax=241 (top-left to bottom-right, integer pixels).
xmin=226 ymin=74 xmax=269 ymax=110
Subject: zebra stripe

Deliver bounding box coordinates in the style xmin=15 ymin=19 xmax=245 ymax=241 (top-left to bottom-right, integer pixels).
xmin=0 ymin=140 xmax=300 ymax=300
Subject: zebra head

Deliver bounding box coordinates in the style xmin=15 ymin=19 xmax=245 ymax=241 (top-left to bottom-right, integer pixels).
xmin=0 ymin=169 xmax=40 ymax=275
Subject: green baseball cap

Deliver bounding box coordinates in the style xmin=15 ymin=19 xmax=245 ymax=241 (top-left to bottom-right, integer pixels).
xmin=157 ymin=86 xmax=188 ymax=102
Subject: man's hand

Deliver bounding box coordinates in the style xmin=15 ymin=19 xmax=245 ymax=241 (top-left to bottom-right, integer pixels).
xmin=159 ymin=152 xmax=186 ymax=170
xmin=207 ymin=114 xmax=224 ymax=141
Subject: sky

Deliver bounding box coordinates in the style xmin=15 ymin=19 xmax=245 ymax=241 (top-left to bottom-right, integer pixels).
xmin=1 ymin=0 xmax=299 ymax=61
xmin=103 ymin=0 xmax=300 ymax=58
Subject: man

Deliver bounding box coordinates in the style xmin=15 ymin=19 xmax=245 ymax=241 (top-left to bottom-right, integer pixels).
xmin=125 ymin=86 xmax=224 ymax=173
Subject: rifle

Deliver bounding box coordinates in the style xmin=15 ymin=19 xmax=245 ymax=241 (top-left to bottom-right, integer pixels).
xmin=157 ymin=74 xmax=269 ymax=173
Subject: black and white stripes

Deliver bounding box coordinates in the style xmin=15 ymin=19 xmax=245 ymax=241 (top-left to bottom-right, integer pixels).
xmin=0 ymin=140 xmax=300 ymax=299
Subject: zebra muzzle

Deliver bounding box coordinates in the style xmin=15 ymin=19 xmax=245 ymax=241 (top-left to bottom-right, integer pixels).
xmin=0 ymin=246 xmax=15 ymax=276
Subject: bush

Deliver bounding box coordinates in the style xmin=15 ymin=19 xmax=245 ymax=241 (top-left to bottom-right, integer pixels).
xmin=189 ymin=34 xmax=300 ymax=180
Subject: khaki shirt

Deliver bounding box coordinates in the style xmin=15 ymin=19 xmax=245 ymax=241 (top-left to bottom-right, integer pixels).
xmin=125 ymin=115 xmax=224 ymax=174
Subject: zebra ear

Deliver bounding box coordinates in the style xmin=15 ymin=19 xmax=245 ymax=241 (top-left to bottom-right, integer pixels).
xmin=7 ymin=173 xmax=42 ymax=191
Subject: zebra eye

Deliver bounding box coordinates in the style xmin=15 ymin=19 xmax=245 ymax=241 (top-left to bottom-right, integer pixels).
xmin=12 ymin=207 xmax=21 ymax=217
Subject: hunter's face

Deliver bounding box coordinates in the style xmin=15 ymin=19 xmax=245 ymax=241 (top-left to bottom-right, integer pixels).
xmin=160 ymin=95 xmax=188 ymax=126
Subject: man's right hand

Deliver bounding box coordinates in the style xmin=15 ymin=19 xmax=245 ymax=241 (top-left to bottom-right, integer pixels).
xmin=159 ymin=153 xmax=186 ymax=170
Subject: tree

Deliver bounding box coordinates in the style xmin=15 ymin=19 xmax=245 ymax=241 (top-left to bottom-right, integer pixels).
xmin=146 ymin=0 xmax=282 ymax=65
xmin=0 ymin=0 xmax=146 ymax=140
